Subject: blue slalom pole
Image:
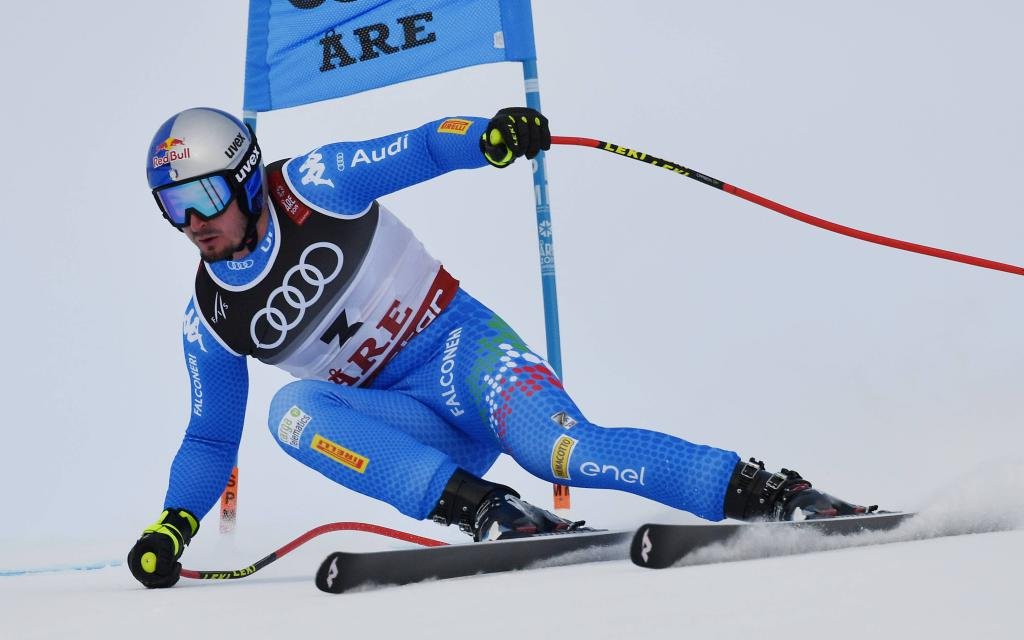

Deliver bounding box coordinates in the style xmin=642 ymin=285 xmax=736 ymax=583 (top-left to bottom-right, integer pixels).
xmin=522 ymin=58 xmax=570 ymax=511
xmin=521 ymin=59 xmax=563 ymax=378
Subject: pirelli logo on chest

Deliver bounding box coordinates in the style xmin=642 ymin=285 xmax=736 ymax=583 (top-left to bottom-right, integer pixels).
xmin=437 ymin=118 xmax=472 ymax=135
xmin=550 ymin=435 xmax=577 ymax=480
xmin=311 ymin=434 xmax=369 ymax=473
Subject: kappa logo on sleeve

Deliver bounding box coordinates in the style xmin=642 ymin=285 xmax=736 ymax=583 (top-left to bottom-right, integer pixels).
xmin=550 ymin=435 xmax=577 ymax=480
xmin=183 ymin=308 xmax=207 ymax=353
xmin=298 ymin=150 xmax=334 ymax=188
xmin=311 ymin=434 xmax=369 ymax=473
xmin=437 ymin=118 xmax=472 ymax=135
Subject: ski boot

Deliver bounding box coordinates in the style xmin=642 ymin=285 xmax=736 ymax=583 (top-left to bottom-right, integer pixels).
xmin=472 ymin=491 xmax=589 ymax=541
xmin=723 ymin=458 xmax=876 ymax=521
xmin=429 ymin=469 xmax=586 ymax=541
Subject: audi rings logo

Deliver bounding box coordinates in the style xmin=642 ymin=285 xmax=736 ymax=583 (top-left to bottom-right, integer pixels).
xmin=227 ymin=259 xmax=255 ymax=271
xmin=250 ymin=242 xmax=344 ymax=350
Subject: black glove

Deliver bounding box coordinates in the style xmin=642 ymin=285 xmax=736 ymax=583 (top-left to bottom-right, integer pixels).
xmin=127 ymin=508 xmax=199 ymax=588
xmin=480 ymin=107 xmax=551 ymax=168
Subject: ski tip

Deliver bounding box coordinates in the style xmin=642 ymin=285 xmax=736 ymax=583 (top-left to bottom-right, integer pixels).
xmin=630 ymin=524 xmax=689 ymax=569
xmin=629 ymin=512 xmax=916 ymax=571
xmin=630 ymin=525 xmax=661 ymax=569
xmin=315 ymin=552 xmax=347 ymax=594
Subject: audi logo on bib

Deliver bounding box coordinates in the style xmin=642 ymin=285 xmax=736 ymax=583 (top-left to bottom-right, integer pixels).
xmin=251 ymin=242 xmax=344 ymax=350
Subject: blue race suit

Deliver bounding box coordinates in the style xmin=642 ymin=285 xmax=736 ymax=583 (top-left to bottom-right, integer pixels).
xmin=168 ymin=116 xmax=740 ymax=524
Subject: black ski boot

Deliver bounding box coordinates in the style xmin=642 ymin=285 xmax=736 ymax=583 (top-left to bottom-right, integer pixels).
xmin=723 ymin=458 xmax=876 ymax=521
xmin=473 ymin=491 xmax=587 ymax=541
xmin=429 ymin=469 xmax=585 ymax=541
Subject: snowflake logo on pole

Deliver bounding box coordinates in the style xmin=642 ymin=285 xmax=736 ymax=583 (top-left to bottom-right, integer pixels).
xmin=538 ymin=221 xmax=552 ymax=238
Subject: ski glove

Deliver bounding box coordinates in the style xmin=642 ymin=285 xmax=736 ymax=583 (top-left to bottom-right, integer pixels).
xmin=127 ymin=508 xmax=199 ymax=588
xmin=480 ymin=107 xmax=551 ymax=168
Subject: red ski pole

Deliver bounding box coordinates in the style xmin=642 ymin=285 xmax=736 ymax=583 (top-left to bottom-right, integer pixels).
xmin=180 ymin=522 xmax=447 ymax=580
xmin=552 ymin=136 xmax=1024 ymax=278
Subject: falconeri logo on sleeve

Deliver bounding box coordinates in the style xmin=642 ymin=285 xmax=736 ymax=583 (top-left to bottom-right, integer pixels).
xmin=550 ymin=435 xmax=577 ymax=480
xmin=437 ymin=118 xmax=472 ymax=135
xmin=311 ymin=434 xmax=369 ymax=473
xmin=277 ymin=406 xmax=312 ymax=449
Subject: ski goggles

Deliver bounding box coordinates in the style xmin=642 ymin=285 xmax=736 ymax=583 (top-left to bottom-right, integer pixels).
xmin=152 ymin=173 xmax=237 ymax=229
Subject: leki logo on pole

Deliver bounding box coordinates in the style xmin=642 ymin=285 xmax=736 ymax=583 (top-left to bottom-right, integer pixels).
xmin=552 ymin=136 xmax=1024 ymax=278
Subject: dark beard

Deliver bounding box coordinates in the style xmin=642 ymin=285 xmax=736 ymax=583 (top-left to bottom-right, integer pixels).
xmin=199 ymin=244 xmax=239 ymax=263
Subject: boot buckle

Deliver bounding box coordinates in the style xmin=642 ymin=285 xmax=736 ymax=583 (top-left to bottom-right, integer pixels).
xmin=739 ymin=460 xmax=761 ymax=480
xmin=765 ymin=472 xmax=789 ymax=492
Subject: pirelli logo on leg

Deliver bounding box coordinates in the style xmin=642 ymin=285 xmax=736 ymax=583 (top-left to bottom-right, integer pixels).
xmin=311 ymin=434 xmax=369 ymax=474
xmin=437 ymin=118 xmax=473 ymax=135
xmin=550 ymin=435 xmax=578 ymax=480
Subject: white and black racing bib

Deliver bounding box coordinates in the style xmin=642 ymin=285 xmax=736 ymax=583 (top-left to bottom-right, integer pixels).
xmin=194 ymin=159 xmax=458 ymax=385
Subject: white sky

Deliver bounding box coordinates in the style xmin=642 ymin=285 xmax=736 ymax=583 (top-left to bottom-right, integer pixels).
xmin=1 ymin=0 xmax=1022 ymax=571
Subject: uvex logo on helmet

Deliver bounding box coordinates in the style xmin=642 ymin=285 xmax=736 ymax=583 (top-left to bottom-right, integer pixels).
xmin=234 ymin=144 xmax=261 ymax=185
xmin=152 ymin=137 xmax=190 ymax=168
xmin=224 ymin=132 xmax=246 ymax=159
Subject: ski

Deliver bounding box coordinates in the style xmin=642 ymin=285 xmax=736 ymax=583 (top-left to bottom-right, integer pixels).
xmin=631 ymin=511 xmax=914 ymax=569
xmin=315 ymin=529 xmax=631 ymax=593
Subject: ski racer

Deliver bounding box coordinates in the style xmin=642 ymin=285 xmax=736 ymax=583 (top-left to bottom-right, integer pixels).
xmin=128 ymin=107 xmax=872 ymax=588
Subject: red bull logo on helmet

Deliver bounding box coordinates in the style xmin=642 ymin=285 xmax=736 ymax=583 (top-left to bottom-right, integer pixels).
xmin=157 ymin=137 xmax=185 ymax=151
xmin=152 ymin=137 xmax=191 ymax=168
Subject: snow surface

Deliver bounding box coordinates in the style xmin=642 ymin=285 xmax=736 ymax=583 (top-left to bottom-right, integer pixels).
xmin=3 ymin=504 xmax=1022 ymax=640
xmin=3 ymin=1 xmax=1024 ymax=638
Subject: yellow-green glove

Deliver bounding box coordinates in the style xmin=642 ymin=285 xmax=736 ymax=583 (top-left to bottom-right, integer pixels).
xmin=480 ymin=107 xmax=551 ymax=168
xmin=126 ymin=508 xmax=199 ymax=588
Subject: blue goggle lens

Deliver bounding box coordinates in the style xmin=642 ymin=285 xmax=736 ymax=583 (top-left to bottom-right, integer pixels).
xmin=155 ymin=175 xmax=234 ymax=227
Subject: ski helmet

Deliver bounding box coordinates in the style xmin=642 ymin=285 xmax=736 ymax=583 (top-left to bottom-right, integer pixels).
xmin=147 ymin=107 xmax=265 ymax=232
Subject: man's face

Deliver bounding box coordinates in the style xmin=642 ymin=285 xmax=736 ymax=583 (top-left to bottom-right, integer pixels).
xmin=183 ymin=200 xmax=246 ymax=263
